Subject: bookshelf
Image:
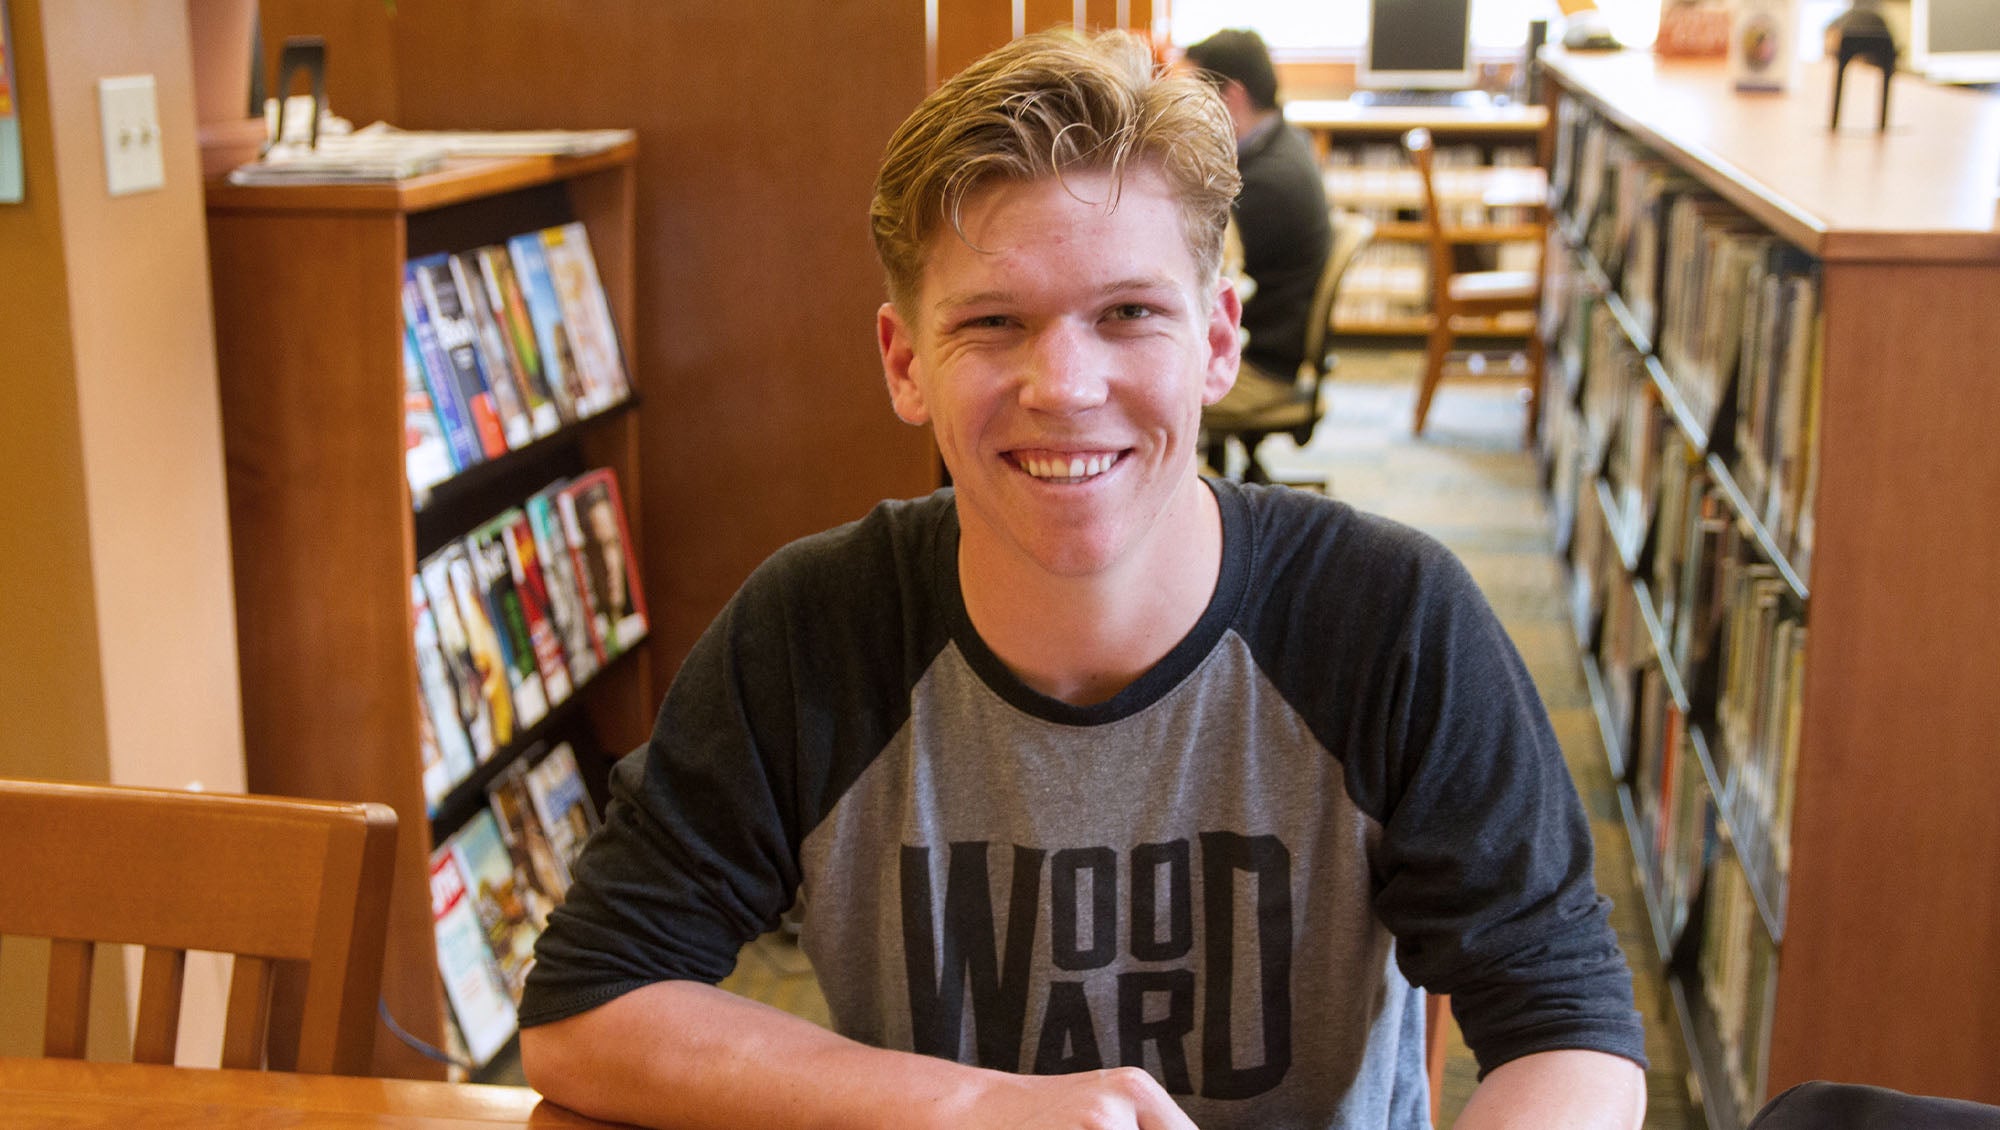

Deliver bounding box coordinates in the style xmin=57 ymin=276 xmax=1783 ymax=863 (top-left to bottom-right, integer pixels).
xmin=1537 ymin=49 xmax=2000 ymax=1125
xmin=1285 ymin=101 xmax=1547 ymax=337
xmin=204 ymin=143 xmax=655 ymax=1080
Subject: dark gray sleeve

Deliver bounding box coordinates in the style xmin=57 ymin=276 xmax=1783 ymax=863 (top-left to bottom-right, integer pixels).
xmin=1251 ymin=501 xmax=1647 ymax=1077
xmin=518 ymin=503 xmax=943 ymax=1028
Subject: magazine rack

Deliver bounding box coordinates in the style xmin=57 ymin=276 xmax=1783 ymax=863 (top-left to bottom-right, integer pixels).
xmin=204 ymin=142 xmax=652 ymax=1080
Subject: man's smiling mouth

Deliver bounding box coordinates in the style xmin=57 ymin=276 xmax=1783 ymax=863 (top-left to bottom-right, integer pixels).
xmin=1012 ymin=450 xmax=1125 ymax=483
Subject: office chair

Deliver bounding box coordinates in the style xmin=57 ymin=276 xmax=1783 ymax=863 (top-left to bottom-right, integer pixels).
xmin=1203 ymin=212 xmax=1376 ymax=486
xmin=1404 ymin=126 xmax=1545 ymax=444
xmin=0 ymin=777 xmax=397 ymax=1075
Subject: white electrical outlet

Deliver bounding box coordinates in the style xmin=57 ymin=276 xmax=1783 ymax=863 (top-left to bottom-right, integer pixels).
xmin=98 ymin=74 xmax=165 ymax=196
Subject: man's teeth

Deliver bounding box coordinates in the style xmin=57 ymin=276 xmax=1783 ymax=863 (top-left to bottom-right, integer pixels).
xmin=1023 ymin=454 xmax=1114 ymax=480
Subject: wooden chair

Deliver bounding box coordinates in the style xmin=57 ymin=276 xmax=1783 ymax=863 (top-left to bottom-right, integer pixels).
xmin=1427 ymin=990 xmax=1451 ymax=1122
xmin=0 ymin=777 xmax=397 ymax=1075
xmin=1203 ymin=212 xmax=1377 ymax=486
xmin=1404 ymin=126 xmax=1545 ymax=443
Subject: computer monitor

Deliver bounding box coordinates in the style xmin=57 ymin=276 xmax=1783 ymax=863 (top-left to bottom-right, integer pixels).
xmin=1909 ymin=0 xmax=2000 ymax=86
xmin=1356 ymin=0 xmax=1477 ymax=91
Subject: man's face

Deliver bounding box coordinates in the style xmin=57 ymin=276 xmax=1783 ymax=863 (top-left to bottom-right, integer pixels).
xmin=878 ymin=166 xmax=1241 ymax=580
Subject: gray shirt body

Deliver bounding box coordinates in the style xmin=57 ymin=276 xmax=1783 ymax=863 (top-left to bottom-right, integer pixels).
xmin=523 ymin=481 xmax=1646 ymax=1129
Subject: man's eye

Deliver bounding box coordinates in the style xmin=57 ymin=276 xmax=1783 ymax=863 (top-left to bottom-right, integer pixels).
xmin=1108 ymin=304 xmax=1153 ymax=321
xmin=960 ymin=314 xmax=1012 ymax=330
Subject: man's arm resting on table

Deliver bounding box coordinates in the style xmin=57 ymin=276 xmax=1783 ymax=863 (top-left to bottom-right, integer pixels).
xmin=520 ymin=979 xmax=1199 ymax=1130
xmin=1453 ymin=1048 xmax=1646 ymax=1130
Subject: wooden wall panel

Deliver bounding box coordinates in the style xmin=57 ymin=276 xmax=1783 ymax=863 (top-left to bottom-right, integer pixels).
xmin=1 ymin=0 xmax=246 ymax=1067
xmin=1024 ymin=0 xmax=1082 ymax=35
xmin=937 ymin=0 xmax=1018 ymax=85
xmin=263 ymin=2 xmax=941 ymax=704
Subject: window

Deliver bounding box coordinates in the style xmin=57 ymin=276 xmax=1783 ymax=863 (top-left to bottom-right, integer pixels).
xmin=1167 ymin=0 xmax=1659 ymax=56
xmin=1167 ymin=0 xmax=1854 ymax=59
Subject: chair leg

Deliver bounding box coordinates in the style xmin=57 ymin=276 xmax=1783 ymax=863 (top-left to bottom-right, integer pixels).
xmin=1523 ymin=327 xmax=1546 ymax=449
xmin=1414 ymin=315 xmax=1452 ymax=436
xmin=1241 ymin=434 xmax=1271 ymax=485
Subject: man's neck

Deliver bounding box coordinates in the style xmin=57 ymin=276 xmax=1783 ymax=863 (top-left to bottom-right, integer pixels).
xmin=957 ymin=478 xmax=1224 ymax=708
xmin=1235 ymin=106 xmax=1281 ymax=148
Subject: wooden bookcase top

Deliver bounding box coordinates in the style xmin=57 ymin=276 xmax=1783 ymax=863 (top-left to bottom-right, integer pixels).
xmin=1285 ymin=100 xmax=1547 ymax=137
xmin=1541 ymin=50 xmax=2000 ymax=264
xmin=204 ymin=140 xmax=638 ymax=216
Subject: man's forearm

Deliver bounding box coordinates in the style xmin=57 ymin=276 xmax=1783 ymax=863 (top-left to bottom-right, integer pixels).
xmin=519 ymin=980 xmax=1197 ymax=1130
xmin=521 ymin=981 xmax=974 ymax=1130
xmin=1452 ymin=1048 xmax=1646 ymax=1130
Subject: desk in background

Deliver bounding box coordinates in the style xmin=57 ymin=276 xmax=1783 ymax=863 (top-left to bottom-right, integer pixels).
xmin=1284 ymin=100 xmax=1549 ymax=338
xmin=0 ymin=1056 xmax=628 ymax=1128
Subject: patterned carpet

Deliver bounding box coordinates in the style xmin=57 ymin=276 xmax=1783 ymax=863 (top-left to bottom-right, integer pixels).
xmin=714 ymin=347 xmax=1700 ymax=1127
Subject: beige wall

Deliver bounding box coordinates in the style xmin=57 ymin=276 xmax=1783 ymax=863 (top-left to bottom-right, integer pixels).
xmin=0 ymin=0 xmax=246 ymax=1065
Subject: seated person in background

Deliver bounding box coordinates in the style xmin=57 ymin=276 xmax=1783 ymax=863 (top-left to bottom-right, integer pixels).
xmin=519 ymin=28 xmax=1647 ymax=1130
xmin=1182 ymin=28 xmax=1332 ymax=401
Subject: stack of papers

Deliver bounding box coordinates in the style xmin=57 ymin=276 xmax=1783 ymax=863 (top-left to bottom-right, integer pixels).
xmin=353 ymin=123 xmax=636 ymax=158
xmin=226 ymin=125 xmax=637 ymax=186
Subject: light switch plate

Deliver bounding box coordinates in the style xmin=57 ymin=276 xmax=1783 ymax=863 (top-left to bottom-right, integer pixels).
xmin=99 ymin=74 xmax=164 ymax=196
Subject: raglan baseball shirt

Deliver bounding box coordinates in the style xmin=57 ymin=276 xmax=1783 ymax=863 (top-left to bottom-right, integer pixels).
xmin=520 ymin=480 xmax=1646 ymax=1129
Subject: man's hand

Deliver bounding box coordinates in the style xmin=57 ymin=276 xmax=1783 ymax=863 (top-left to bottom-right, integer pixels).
xmin=956 ymin=1066 xmax=1200 ymax=1130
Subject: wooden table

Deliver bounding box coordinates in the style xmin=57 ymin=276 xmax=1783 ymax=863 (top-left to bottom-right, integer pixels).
xmin=0 ymin=1056 xmax=632 ymax=1127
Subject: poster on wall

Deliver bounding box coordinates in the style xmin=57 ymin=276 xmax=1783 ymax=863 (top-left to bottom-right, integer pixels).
xmin=0 ymin=0 xmax=21 ymax=203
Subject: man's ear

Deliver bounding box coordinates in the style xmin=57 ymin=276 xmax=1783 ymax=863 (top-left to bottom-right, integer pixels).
xmin=1200 ymin=278 xmax=1244 ymax=407
xmin=878 ymin=303 xmax=931 ymax=425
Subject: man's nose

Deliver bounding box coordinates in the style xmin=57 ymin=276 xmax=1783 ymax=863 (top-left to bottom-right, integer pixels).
xmin=1017 ymin=322 xmax=1110 ymax=414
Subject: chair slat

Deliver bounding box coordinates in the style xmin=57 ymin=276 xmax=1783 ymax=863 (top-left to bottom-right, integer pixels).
xmin=220 ymin=953 xmax=273 ymax=1071
xmin=42 ymin=939 xmax=94 ymax=1059
xmin=132 ymin=945 xmax=188 ymax=1064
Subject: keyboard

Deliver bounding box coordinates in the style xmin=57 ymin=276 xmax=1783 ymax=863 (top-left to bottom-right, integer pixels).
xmin=1351 ymin=89 xmax=1493 ymax=109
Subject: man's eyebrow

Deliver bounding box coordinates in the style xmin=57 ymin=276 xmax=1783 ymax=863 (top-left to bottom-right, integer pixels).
xmin=932 ymin=276 xmax=1183 ymax=316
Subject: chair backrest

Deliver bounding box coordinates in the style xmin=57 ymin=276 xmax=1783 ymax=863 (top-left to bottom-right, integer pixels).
xmin=1402 ymin=127 xmax=1455 ymax=305
xmin=1301 ymin=211 xmax=1377 ymax=388
xmin=0 ymin=778 xmax=397 ymax=1075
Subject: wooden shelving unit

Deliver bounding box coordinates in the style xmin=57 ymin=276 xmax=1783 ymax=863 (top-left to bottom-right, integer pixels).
xmin=1285 ymin=100 xmax=1547 ymax=337
xmin=1538 ymin=49 xmax=2000 ymax=1124
xmin=204 ymin=143 xmax=655 ymax=1079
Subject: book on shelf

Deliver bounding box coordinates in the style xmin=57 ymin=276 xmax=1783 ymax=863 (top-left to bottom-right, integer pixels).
xmin=507 ymin=231 xmax=596 ymax=424
xmin=539 ymin=221 xmax=632 ymax=414
xmin=436 ymin=541 xmax=520 ymax=752
xmin=556 ymin=468 xmax=649 ymax=659
xmin=496 ymin=507 xmax=575 ymax=708
xmin=402 ymin=325 xmax=455 ymax=496
xmin=1659 ymin=713 xmax=1711 ymax=949
xmin=1648 ymin=432 xmax=1701 ymax=635
xmin=466 ymin=515 xmax=553 ymax=730
xmin=427 ymin=846 xmax=516 ymax=1068
xmin=413 ymin=575 xmax=478 ymax=811
xmin=449 ymin=252 xmax=540 ymax=451
xmin=472 ymin=245 xmax=569 ymax=432
xmin=442 ymin=807 xmax=551 ymax=1007
xmin=525 ymin=482 xmax=605 ymax=682
xmin=1658 ymin=194 xmax=1769 ymax=435
xmin=402 ymin=280 xmax=487 ymax=475
xmin=418 ymin=549 xmax=499 ymax=764
xmin=488 ymin=756 xmax=573 ymax=904
xmin=1696 ymin=842 xmax=1779 ymax=1113
xmin=523 ymin=742 xmax=600 ymax=891
xmin=407 ymin=255 xmax=509 ymax=460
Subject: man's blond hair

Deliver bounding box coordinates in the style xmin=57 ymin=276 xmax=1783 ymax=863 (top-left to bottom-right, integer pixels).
xmin=870 ymin=29 xmax=1241 ymax=315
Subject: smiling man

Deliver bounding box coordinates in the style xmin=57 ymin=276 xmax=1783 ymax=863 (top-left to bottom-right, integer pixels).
xmin=518 ymin=30 xmax=1647 ymax=1130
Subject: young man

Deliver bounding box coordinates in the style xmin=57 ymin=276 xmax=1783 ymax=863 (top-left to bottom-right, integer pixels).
xmin=519 ymin=30 xmax=1647 ymax=1130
